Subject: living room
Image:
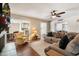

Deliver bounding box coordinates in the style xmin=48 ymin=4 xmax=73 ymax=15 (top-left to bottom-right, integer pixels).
xmin=0 ymin=3 xmax=79 ymax=56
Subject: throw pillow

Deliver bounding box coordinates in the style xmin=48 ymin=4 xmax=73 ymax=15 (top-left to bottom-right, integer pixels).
xmin=59 ymin=35 xmax=70 ymax=49
xmin=47 ymin=32 xmax=53 ymax=37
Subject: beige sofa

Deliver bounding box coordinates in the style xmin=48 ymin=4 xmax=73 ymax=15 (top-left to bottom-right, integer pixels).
xmin=44 ymin=33 xmax=79 ymax=56
xmin=44 ymin=31 xmax=66 ymax=44
xmin=44 ymin=31 xmax=77 ymax=44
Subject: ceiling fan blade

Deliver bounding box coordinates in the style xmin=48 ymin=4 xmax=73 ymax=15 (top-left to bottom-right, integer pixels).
xmin=57 ymin=12 xmax=65 ymax=15
xmin=56 ymin=15 xmax=61 ymax=17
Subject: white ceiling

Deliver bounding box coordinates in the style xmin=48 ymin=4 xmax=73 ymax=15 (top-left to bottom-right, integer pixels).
xmin=9 ymin=3 xmax=79 ymax=21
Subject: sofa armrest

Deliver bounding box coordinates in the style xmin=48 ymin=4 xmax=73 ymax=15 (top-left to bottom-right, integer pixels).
xmin=44 ymin=46 xmax=74 ymax=56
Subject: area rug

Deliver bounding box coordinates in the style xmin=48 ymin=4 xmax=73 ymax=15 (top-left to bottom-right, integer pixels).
xmin=0 ymin=42 xmax=17 ymax=56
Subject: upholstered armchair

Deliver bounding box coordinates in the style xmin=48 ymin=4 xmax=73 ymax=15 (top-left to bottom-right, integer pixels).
xmin=44 ymin=34 xmax=79 ymax=56
xmin=14 ymin=32 xmax=28 ymax=45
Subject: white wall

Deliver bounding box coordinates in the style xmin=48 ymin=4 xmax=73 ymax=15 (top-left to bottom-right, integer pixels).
xmin=40 ymin=22 xmax=47 ymax=39
xmin=50 ymin=20 xmax=57 ymax=32
xmin=11 ymin=14 xmax=48 ymax=36
xmin=64 ymin=16 xmax=79 ymax=32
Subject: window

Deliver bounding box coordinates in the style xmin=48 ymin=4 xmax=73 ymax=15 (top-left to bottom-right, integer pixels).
xmin=10 ymin=18 xmax=30 ymax=34
xmin=55 ymin=21 xmax=68 ymax=32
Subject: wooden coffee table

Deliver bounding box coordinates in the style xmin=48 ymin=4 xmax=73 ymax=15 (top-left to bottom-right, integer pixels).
xmin=30 ymin=40 xmax=52 ymax=56
xmin=30 ymin=39 xmax=64 ymax=56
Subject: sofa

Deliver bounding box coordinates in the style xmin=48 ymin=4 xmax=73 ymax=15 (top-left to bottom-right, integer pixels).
xmin=44 ymin=32 xmax=79 ymax=56
xmin=44 ymin=31 xmax=77 ymax=43
xmin=44 ymin=31 xmax=66 ymax=44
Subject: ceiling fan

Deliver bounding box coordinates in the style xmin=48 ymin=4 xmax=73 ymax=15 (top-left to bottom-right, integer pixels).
xmin=51 ymin=10 xmax=65 ymax=18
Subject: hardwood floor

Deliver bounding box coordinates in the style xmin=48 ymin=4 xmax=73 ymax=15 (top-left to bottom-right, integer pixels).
xmin=0 ymin=42 xmax=39 ymax=56
xmin=16 ymin=42 xmax=39 ymax=56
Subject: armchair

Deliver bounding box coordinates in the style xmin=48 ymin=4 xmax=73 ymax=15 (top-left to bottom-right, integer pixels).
xmin=14 ymin=32 xmax=28 ymax=45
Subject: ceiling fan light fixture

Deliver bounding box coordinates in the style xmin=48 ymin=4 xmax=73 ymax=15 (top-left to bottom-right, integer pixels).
xmin=52 ymin=15 xmax=56 ymax=18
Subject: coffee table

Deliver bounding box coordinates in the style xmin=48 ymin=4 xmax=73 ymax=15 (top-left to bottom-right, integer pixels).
xmin=30 ymin=40 xmax=52 ymax=56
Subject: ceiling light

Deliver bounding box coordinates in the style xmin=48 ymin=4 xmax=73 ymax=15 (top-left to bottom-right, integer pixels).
xmin=52 ymin=16 xmax=56 ymax=18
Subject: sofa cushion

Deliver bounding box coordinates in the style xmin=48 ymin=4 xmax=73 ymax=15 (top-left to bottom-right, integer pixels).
xmin=54 ymin=31 xmax=66 ymax=38
xmin=66 ymin=34 xmax=79 ymax=55
xmin=44 ymin=36 xmax=60 ymax=44
xmin=59 ymin=35 xmax=69 ymax=49
xmin=67 ymin=32 xmax=77 ymax=41
xmin=44 ymin=36 xmax=53 ymax=44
